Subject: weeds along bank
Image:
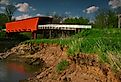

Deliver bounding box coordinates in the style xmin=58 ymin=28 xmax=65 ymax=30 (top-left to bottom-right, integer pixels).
xmin=3 ymin=28 xmax=121 ymax=81
xmin=24 ymin=28 xmax=121 ymax=70
xmin=5 ymin=41 xmax=120 ymax=82
xmin=75 ymin=28 xmax=121 ymax=72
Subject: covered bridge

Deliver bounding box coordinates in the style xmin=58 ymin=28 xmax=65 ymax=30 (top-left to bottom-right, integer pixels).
xmin=6 ymin=16 xmax=91 ymax=39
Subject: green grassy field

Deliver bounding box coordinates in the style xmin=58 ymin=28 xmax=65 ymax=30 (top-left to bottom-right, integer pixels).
xmin=25 ymin=28 xmax=121 ymax=71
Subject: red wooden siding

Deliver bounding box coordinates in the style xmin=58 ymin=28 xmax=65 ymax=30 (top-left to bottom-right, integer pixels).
xmin=6 ymin=17 xmax=39 ymax=33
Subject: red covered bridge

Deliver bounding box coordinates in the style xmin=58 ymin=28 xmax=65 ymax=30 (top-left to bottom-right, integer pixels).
xmin=6 ymin=16 xmax=52 ymax=33
xmin=5 ymin=16 xmax=91 ymax=39
xmin=6 ymin=16 xmax=52 ymax=39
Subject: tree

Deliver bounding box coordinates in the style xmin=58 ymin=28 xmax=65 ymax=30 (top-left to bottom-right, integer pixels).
xmin=107 ymin=11 xmax=118 ymax=28
xmin=0 ymin=13 xmax=9 ymax=29
xmin=0 ymin=3 xmax=16 ymax=29
xmin=5 ymin=4 xmax=16 ymax=21
xmin=94 ymin=10 xmax=118 ymax=28
xmin=63 ymin=17 xmax=89 ymax=25
xmin=52 ymin=14 xmax=63 ymax=23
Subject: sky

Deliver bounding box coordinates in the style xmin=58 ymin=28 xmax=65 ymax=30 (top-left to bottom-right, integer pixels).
xmin=0 ymin=0 xmax=121 ymax=20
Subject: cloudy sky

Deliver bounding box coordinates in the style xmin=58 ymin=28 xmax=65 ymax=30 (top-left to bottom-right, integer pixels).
xmin=0 ymin=0 xmax=121 ymax=20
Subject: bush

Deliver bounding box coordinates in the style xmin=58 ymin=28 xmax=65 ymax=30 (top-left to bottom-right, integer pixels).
xmin=56 ymin=59 xmax=69 ymax=72
xmin=0 ymin=32 xmax=5 ymax=38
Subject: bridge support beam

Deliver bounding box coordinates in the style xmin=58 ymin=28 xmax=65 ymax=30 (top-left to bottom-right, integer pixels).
xmin=49 ymin=30 xmax=52 ymax=38
xmin=32 ymin=31 xmax=37 ymax=39
xmin=5 ymin=32 xmax=9 ymax=38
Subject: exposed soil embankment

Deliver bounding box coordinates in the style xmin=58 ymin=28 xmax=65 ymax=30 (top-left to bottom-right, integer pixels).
xmin=2 ymin=43 xmax=121 ymax=82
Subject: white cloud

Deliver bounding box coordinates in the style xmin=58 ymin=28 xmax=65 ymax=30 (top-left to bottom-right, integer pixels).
xmin=89 ymin=20 xmax=95 ymax=24
xmin=15 ymin=3 xmax=29 ymax=13
xmin=73 ymin=16 xmax=80 ymax=19
xmin=32 ymin=8 xmax=36 ymax=11
xmin=30 ymin=6 xmax=32 ymax=9
xmin=15 ymin=14 xmax=32 ymax=20
xmin=65 ymin=11 xmax=71 ymax=15
xmin=0 ymin=6 xmax=5 ymax=13
xmin=30 ymin=6 xmax=36 ymax=11
xmin=51 ymin=11 xmax=56 ymax=15
xmin=0 ymin=6 xmax=5 ymax=10
xmin=64 ymin=11 xmax=71 ymax=17
xmin=109 ymin=0 xmax=121 ymax=8
xmin=0 ymin=10 xmax=3 ymax=13
xmin=36 ymin=13 xmax=45 ymax=16
xmin=0 ymin=0 xmax=9 ymax=5
xmin=83 ymin=6 xmax=99 ymax=14
xmin=12 ymin=16 xmax=15 ymax=20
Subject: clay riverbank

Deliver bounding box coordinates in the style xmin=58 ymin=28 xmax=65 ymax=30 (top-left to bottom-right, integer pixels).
xmin=1 ymin=43 xmax=121 ymax=82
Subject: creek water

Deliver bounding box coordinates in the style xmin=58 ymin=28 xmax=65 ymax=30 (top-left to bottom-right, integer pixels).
xmin=0 ymin=61 xmax=29 ymax=82
xmin=0 ymin=40 xmax=39 ymax=82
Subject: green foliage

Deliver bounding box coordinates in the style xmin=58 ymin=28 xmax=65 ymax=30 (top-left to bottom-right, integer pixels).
xmin=67 ymin=39 xmax=82 ymax=56
xmin=94 ymin=10 xmax=118 ymax=28
xmin=56 ymin=60 xmax=69 ymax=72
xmin=52 ymin=14 xmax=63 ymax=23
xmin=63 ymin=17 xmax=89 ymax=25
xmin=0 ymin=32 xmax=6 ymax=38
xmin=0 ymin=26 xmax=2 ymax=30
xmin=0 ymin=4 xmax=16 ymax=28
xmin=5 ymin=4 xmax=16 ymax=21
xmin=0 ymin=4 xmax=16 ymax=26
xmin=78 ymin=29 xmax=121 ymax=64
xmin=25 ymin=38 xmax=70 ymax=47
xmin=0 ymin=13 xmax=9 ymax=28
xmin=19 ymin=32 xmax=32 ymax=39
xmin=26 ymin=29 xmax=121 ymax=56
xmin=26 ymin=28 xmax=121 ymax=71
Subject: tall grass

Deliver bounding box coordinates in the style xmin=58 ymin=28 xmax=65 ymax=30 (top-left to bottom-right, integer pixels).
xmin=78 ymin=29 xmax=121 ymax=71
xmin=25 ymin=28 xmax=121 ymax=71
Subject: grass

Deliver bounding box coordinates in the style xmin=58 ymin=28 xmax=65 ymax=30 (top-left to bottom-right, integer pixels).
xmin=25 ymin=28 xmax=121 ymax=71
xmin=77 ymin=29 xmax=121 ymax=71
xmin=56 ymin=59 xmax=69 ymax=72
xmin=0 ymin=32 xmax=6 ymax=39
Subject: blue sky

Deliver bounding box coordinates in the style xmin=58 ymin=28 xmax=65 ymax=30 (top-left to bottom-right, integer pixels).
xmin=13 ymin=0 xmax=109 ymax=16
xmin=0 ymin=0 xmax=120 ymax=20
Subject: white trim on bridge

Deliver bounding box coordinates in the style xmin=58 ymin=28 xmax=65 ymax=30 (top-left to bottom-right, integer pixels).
xmin=38 ymin=24 xmax=91 ymax=30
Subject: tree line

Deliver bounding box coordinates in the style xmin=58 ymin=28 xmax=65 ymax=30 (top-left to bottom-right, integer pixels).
xmin=52 ymin=10 xmax=118 ymax=28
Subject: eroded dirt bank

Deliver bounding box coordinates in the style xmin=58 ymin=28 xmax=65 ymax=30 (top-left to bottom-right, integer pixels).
xmin=2 ymin=43 xmax=121 ymax=82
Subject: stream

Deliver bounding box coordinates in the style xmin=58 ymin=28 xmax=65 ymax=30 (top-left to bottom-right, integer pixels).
xmin=0 ymin=40 xmax=37 ymax=82
xmin=0 ymin=61 xmax=29 ymax=82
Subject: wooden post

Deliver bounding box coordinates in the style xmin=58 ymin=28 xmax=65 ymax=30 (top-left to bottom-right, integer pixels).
xmin=77 ymin=29 xmax=80 ymax=33
xmin=62 ymin=30 xmax=64 ymax=38
xmin=118 ymin=14 xmax=121 ymax=28
xmin=32 ymin=31 xmax=37 ymax=39
xmin=75 ymin=29 xmax=76 ymax=34
xmin=64 ymin=31 xmax=65 ymax=37
xmin=42 ymin=30 xmax=44 ymax=38
xmin=119 ymin=17 xmax=121 ymax=28
xmin=49 ymin=30 xmax=52 ymax=38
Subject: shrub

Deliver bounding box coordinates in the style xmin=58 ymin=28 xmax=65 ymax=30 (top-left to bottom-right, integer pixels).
xmin=56 ymin=59 xmax=69 ymax=72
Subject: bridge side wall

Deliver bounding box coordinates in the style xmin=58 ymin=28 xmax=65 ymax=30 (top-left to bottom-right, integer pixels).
xmin=6 ymin=17 xmax=39 ymax=33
